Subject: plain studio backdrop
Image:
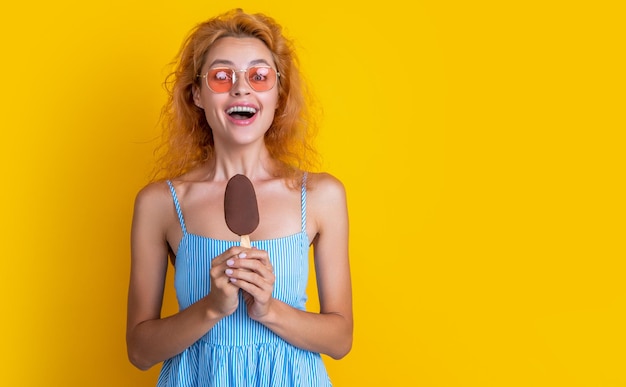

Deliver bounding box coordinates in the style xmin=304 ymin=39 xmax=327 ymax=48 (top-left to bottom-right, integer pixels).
xmin=0 ymin=1 xmax=624 ymax=386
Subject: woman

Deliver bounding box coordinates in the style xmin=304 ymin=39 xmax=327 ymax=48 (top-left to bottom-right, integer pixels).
xmin=126 ymin=9 xmax=353 ymax=386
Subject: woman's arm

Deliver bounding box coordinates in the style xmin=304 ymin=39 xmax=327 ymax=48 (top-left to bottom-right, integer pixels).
xmin=125 ymin=182 xmax=242 ymax=370
xmin=230 ymin=173 xmax=353 ymax=359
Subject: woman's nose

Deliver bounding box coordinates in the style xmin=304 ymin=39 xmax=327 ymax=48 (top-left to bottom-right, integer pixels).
xmin=230 ymin=71 xmax=251 ymax=96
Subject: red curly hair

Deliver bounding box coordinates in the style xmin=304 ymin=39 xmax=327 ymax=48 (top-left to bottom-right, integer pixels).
xmin=152 ymin=9 xmax=319 ymax=183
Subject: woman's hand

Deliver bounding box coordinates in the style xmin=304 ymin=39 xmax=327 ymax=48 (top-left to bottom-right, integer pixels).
xmin=224 ymin=247 xmax=276 ymax=320
xmin=207 ymin=247 xmax=247 ymax=317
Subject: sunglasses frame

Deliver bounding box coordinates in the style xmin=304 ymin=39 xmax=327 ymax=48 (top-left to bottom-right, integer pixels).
xmin=198 ymin=65 xmax=280 ymax=93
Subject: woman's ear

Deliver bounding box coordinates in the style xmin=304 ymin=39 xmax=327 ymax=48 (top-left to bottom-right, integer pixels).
xmin=192 ymin=85 xmax=203 ymax=109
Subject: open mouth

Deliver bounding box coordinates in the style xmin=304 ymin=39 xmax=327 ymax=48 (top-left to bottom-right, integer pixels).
xmin=226 ymin=106 xmax=257 ymax=120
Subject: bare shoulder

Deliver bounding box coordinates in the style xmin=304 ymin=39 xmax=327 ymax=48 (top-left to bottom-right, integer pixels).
xmin=134 ymin=180 xmax=172 ymax=210
xmin=307 ymin=172 xmax=347 ymax=202
xmin=131 ymin=180 xmax=179 ymax=254
xmin=306 ymin=172 xmax=348 ymax=238
xmin=132 ymin=180 xmax=178 ymax=234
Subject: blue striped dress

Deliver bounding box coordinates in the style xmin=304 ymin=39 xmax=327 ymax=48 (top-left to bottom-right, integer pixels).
xmin=158 ymin=176 xmax=331 ymax=386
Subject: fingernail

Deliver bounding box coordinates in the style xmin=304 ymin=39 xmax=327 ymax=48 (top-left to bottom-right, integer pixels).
xmin=230 ymin=278 xmax=237 ymax=282
xmin=238 ymin=253 xmax=247 ymax=258
xmin=226 ymin=259 xmax=234 ymax=266
xmin=225 ymin=269 xmax=233 ymax=275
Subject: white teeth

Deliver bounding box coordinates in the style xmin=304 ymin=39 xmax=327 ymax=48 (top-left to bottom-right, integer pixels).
xmin=226 ymin=106 xmax=257 ymax=114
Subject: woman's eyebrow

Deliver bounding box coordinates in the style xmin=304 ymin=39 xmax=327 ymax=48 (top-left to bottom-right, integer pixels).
xmin=207 ymin=59 xmax=235 ymax=68
xmin=207 ymin=58 xmax=272 ymax=68
xmin=248 ymin=59 xmax=271 ymax=66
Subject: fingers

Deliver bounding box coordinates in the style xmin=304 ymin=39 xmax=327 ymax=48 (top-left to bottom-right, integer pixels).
xmin=212 ymin=247 xmax=247 ymax=283
xmin=212 ymin=246 xmax=248 ymax=266
xmin=210 ymin=247 xmax=247 ymax=293
xmin=225 ymin=249 xmax=273 ymax=277
xmin=218 ymin=247 xmax=275 ymax=320
xmin=224 ymin=249 xmax=275 ymax=292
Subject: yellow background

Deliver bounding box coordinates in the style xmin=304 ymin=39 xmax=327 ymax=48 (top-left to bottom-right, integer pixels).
xmin=1 ymin=0 xmax=624 ymax=386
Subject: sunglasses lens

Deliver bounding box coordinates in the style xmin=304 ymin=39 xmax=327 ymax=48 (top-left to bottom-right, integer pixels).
xmin=206 ymin=68 xmax=233 ymax=93
xmin=247 ymin=67 xmax=277 ymax=92
xmin=204 ymin=67 xmax=278 ymax=93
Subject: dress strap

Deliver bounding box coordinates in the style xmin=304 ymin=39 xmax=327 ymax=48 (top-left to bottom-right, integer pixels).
xmin=300 ymin=172 xmax=307 ymax=233
xmin=166 ymin=180 xmax=188 ymax=235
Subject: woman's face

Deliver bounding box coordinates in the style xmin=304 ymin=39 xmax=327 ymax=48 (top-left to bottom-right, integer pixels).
xmin=193 ymin=37 xmax=280 ymax=149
